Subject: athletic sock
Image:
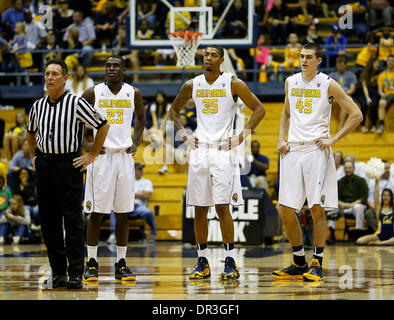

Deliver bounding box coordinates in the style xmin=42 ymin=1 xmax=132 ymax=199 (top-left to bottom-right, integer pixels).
xmin=116 ymin=246 xmax=127 ymax=263
xmin=87 ymin=245 xmax=98 ymax=262
xmin=292 ymin=245 xmax=306 ymax=266
xmin=224 ymin=242 xmax=235 ymax=259
xmin=313 ymin=246 xmax=324 ymax=265
xmin=197 ymin=243 xmax=208 ymax=259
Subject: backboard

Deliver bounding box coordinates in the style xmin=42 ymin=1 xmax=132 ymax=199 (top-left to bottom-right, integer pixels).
xmin=127 ymin=0 xmax=257 ymax=49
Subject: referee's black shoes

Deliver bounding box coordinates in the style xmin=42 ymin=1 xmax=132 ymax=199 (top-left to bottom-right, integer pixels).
xmin=67 ymin=275 xmax=83 ymax=289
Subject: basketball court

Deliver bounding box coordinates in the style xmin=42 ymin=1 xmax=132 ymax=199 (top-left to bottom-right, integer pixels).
xmin=0 ymin=242 xmax=392 ymax=301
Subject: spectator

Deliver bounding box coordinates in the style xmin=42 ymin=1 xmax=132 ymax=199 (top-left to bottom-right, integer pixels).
xmin=255 ymin=0 xmax=268 ymax=35
xmin=377 ymin=55 xmax=394 ymax=134
xmin=2 ymin=110 xmax=27 ymax=161
xmin=94 ymin=2 xmax=117 ymax=49
xmin=166 ymin=0 xmax=191 ymax=32
xmin=0 ymin=194 xmax=31 ymax=244
xmin=183 ymin=98 xmax=197 ymax=131
xmin=137 ymin=0 xmax=157 ymax=30
xmin=339 ymin=154 xmax=368 ymax=180
xmin=108 ymin=163 xmax=157 ymax=243
xmin=365 ymin=161 xmax=394 ymax=233
xmin=282 ymin=33 xmax=301 ymax=70
xmin=291 ymin=0 xmax=316 ymax=36
xmin=227 ymin=47 xmax=253 ymax=81
xmin=248 ymin=140 xmax=270 ymax=192
xmin=266 ymin=0 xmax=290 ymax=45
xmin=61 ymin=27 xmax=82 ymax=73
xmin=212 ymin=0 xmax=226 ymax=38
xmin=324 ymin=23 xmax=347 ymax=69
xmin=113 ymin=0 xmax=130 ymax=25
xmin=62 ymin=11 xmax=95 ymax=67
xmin=23 ymin=9 xmax=47 ymax=51
xmin=356 ymin=188 xmax=394 ymax=245
xmin=369 ymin=0 xmax=392 ymax=28
xmin=303 ymin=24 xmax=323 ymax=45
xmin=358 ymin=58 xmax=380 ymax=133
xmin=329 ymin=56 xmax=357 ymax=131
xmin=65 ymin=64 xmax=94 ymax=97
xmin=377 ymin=28 xmax=393 ymax=70
xmin=334 ymin=150 xmax=344 ymax=180
xmin=0 ymin=34 xmax=10 ymax=74
xmin=55 ymin=0 xmax=74 ymax=40
xmin=0 ymin=175 xmax=12 ymax=217
xmin=355 ymin=32 xmax=378 ymax=69
xmin=337 ymin=0 xmax=369 ymax=41
xmin=39 ymin=30 xmax=62 ymax=64
xmin=6 ymin=138 xmax=33 ymax=193
xmin=335 ymin=161 xmax=369 ymax=239
xmin=1 ymin=0 xmax=25 ymax=33
xmin=13 ymin=167 xmax=40 ymax=231
xmin=226 ymin=0 xmax=248 ymax=38
xmin=6 ymin=22 xmax=32 ymax=86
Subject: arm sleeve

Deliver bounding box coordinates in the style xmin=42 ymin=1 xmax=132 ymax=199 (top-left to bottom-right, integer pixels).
xmin=76 ymin=96 xmax=107 ymax=129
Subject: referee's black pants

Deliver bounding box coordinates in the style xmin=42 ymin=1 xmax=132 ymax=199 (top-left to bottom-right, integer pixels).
xmin=35 ymin=153 xmax=84 ymax=277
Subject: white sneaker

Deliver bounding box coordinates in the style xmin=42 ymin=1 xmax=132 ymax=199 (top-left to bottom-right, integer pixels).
xmin=376 ymin=125 xmax=385 ymax=134
xmin=158 ymin=165 xmax=168 ymax=175
xmin=0 ymin=237 xmax=4 ymax=244
xmin=361 ymin=126 xmax=368 ymax=133
xmin=370 ymin=126 xmax=377 ymax=133
xmin=12 ymin=236 xmax=20 ymax=244
xmin=106 ymin=232 xmax=116 ymax=244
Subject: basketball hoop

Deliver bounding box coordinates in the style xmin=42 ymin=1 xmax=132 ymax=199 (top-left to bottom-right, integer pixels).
xmin=168 ymin=31 xmax=203 ymax=68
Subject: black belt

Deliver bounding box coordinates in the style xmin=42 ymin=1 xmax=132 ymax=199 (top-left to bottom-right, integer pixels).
xmin=35 ymin=150 xmax=81 ymax=161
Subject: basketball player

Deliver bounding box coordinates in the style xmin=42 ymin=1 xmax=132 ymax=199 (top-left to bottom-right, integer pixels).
xmin=272 ymin=43 xmax=363 ymax=282
xmin=82 ymin=55 xmax=146 ymax=282
xmin=169 ymin=45 xmax=265 ymax=280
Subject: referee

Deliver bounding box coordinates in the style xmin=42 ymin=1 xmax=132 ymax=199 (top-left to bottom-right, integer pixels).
xmin=27 ymin=58 xmax=109 ymax=289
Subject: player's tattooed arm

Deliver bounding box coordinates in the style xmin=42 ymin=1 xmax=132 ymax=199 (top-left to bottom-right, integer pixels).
xmin=169 ymin=80 xmax=198 ymax=148
xmin=129 ymin=88 xmax=146 ymax=155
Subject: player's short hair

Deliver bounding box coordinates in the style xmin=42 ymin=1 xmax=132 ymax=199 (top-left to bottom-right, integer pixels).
xmin=302 ymin=42 xmax=322 ymax=59
xmin=44 ymin=58 xmax=68 ymax=76
xmin=106 ymin=55 xmax=127 ymax=67
xmin=206 ymin=45 xmax=224 ymax=58
xmin=336 ymin=56 xmax=346 ymax=64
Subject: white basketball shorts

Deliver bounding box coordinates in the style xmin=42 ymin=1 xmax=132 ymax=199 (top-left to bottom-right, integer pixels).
xmin=186 ymin=146 xmax=244 ymax=207
xmin=84 ymin=151 xmax=135 ymax=214
xmin=278 ymin=142 xmax=338 ymax=211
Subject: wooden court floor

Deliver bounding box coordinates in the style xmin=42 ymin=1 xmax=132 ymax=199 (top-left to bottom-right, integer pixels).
xmin=0 ymin=242 xmax=392 ymax=301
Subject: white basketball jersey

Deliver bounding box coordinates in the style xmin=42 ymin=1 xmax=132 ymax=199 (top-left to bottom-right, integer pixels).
xmin=192 ymin=72 xmax=236 ymax=142
xmin=93 ymin=82 xmax=134 ymax=148
xmin=287 ymin=72 xmax=333 ymax=142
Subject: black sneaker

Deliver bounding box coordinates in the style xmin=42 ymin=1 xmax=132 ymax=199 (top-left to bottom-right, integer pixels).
xmin=84 ymin=258 xmax=99 ymax=282
xmin=114 ymin=258 xmax=136 ymax=281
xmin=218 ymin=257 xmax=240 ymax=280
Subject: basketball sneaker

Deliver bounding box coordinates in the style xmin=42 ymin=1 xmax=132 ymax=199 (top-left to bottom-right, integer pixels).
xmin=188 ymin=257 xmax=211 ymax=279
xmin=303 ymin=258 xmax=324 ymax=281
xmin=271 ymin=259 xmax=309 ymax=280
xmin=218 ymin=257 xmax=240 ymax=280
xmin=84 ymin=258 xmax=99 ymax=282
xmin=115 ymin=258 xmax=136 ymax=281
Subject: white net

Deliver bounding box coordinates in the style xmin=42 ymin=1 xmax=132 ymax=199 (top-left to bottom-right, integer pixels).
xmin=168 ymin=31 xmax=202 ymax=67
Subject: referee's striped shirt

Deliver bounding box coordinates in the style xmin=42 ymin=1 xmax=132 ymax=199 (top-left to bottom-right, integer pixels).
xmin=27 ymin=91 xmax=107 ymax=154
